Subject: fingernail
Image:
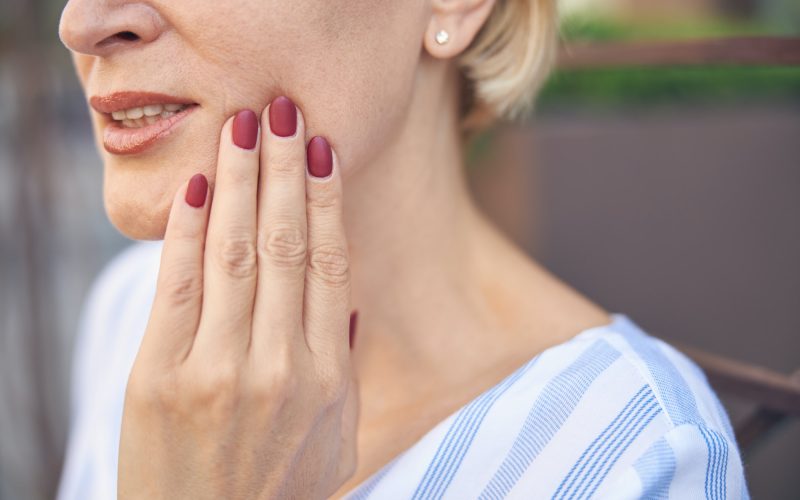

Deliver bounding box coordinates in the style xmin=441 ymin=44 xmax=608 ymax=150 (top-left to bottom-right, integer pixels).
xmin=185 ymin=173 xmax=208 ymax=208
xmin=307 ymin=136 xmax=333 ymax=178
xmin=349 ymin=310 xmax=358 ymax=350
xmin=232 ymin=109 xmax=259 ymax=149
xmin=269 ymin=96 xmax=297 ymax=137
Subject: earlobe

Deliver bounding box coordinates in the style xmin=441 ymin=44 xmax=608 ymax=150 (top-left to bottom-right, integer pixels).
xmin=423 ymin=0 xmax=497 ymax=59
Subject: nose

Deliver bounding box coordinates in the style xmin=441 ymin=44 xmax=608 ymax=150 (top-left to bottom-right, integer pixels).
xmin=59 ymin=0 xmax=166 ymax=57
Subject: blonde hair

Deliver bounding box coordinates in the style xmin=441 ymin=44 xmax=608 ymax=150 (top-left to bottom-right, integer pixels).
xmin=458 ymin=0 xmax=558 ymax=137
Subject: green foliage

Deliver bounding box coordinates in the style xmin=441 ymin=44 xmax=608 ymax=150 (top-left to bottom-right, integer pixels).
xmin=539 ymin=66 xmax=800 ymax=110
xmin=540 ymin=15 xmax=800 ymax=110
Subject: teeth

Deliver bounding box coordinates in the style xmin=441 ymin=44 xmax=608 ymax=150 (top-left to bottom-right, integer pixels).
xmin=125 ymin=107 xmax=144 ymax=119
xmin=111 ymin=104 xmax=190 ymax=124
xmin=143 ymin=104 xmax=163 ymax=116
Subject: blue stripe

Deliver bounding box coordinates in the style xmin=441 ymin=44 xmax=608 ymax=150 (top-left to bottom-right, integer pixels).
xmin=554 ymin=386 xmax=651 ymax=499
xmin=713 ymin=428 xmax=729 ymax=499
xmin=554 ymin=385 xmax=661 ymax=499
xmin=411 ymin=351 xmax=542 ymax=500
xmin=700 ymin=425 xmax=729 ymax=500
xmin=580 ymin=398 xmax=662 ymax=499
xmin=615 ymin=316 xmax=701 ymax=426
xmin=478 ymin=339 xmax=622 ymax=500
xmin=700 ymin=426 xmax=714 ymax=499
xmin=633 ymin=437 xmax=676 ymax=499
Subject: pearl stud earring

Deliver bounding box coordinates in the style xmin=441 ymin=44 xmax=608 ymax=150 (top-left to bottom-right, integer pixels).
xmin=435 ymin=29 xmax=450 ymax=45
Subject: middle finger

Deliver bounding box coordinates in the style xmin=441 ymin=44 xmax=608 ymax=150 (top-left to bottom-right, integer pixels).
xmin=250 ymin=96 xmax=309 ymax=357
xmin=194 ymin=109 xmax=261 ymax=357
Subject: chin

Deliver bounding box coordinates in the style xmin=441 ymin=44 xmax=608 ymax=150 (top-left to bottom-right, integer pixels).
xmin=103 ymin=172 xmax=175 ymax=241
xmin=99 ymin=128 xmax=219 ymax=240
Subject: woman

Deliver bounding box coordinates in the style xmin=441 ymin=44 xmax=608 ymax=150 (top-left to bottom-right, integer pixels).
xmin=56 ymin=0 xmax=748 ymax=498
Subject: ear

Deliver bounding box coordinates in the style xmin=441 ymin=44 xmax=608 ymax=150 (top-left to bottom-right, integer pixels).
xmin=424 ymin=0 xmax=497 ymax=59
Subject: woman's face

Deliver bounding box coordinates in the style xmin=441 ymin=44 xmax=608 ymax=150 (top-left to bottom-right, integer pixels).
xmin=59 ymin=0 xmax=429 ymax=239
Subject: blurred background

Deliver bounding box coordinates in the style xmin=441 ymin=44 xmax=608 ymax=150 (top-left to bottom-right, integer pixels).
xmin=1 ymin=0 xmax=798 ymax=499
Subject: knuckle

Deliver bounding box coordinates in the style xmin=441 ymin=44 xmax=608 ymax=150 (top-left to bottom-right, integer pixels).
xmin=267 ymin=147 xmax=302 ymax=176
xmin=225 ymin=157 xmax=258 ymax=185
xmin=191 ymin=363 xmax=242 ymax=413
xmin=270 ymin=347 xmax=297 ymax=393
xmin=254 ymin=351 xmax=297 ymax=403
xmin=215 ymin=233 xmax=257 ymax=278
xmin=307 ymin=186 xmax=339 ymax=211
xmin=259 ymin=225 xmax=307 ymax=269
xmin=158 ymin=266 xmax=202 ymax=306
xmin=308 ymin=244 xmax=350 ymax=287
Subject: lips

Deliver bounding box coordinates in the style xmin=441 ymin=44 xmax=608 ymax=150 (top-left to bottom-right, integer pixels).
xmin=90 ymin=91 xmax=199 ymax=155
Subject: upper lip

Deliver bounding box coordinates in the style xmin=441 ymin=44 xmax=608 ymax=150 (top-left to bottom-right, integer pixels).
xmin=89 ymin=91 xmax=197 ymax=114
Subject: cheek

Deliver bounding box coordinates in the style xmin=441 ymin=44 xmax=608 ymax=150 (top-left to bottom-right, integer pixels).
xmin=266 ymin=5 xmax=426 ymax=176
xmin=97 ymin=0 xmax=425 ymax=239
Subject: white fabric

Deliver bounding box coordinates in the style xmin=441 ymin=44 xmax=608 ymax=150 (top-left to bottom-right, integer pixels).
xmin=57 ymin=241 xmax=750 ymax=499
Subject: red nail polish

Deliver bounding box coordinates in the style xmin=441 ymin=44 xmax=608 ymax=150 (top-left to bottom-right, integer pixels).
xmin=185 ymin=173 xmax=208 ymax=208
xmin=269 ymin=96 xmax=297 ymax=137
xmin=349 ymin=310 xmax=358 ymax=349
xmin=307 ymin=136 xmax=333 ymax=178
xmin=232 ymin=109 xmax=258 ymax=149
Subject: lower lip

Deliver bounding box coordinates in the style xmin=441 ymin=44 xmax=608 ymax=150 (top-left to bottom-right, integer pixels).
xmin=102 ymin=105 xmax=198 ymax=155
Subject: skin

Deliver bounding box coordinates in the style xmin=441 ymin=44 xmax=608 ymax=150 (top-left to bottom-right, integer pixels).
xmin=59 ymin=0 xmax=612 ymax=497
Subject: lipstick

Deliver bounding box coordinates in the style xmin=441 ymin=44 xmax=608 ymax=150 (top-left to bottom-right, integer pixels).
xmin=89 ymin=91 xmax=199 ymax=155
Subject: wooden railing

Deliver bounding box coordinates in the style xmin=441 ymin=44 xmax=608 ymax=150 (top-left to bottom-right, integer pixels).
xmin=558 ymin=36 xmax=800 ymax=69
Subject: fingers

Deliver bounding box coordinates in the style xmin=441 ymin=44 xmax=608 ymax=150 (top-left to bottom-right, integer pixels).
xmin=194 ymin=110 xmax=261 ymax=357
xmin=303 ymin=140 xmax=351 ymax=365
xmin=139 ymin=174 xmax=210 ymax=367
xmin=251 ymin=97 xmax=309 ymax=357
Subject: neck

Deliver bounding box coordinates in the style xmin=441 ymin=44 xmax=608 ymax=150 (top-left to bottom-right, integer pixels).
xmin=341 ymin=60 xmax=506 ymax=381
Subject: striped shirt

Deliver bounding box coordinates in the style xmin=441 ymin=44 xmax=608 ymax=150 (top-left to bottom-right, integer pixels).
xmin=57 ymin=241 xmax=750 ymax=499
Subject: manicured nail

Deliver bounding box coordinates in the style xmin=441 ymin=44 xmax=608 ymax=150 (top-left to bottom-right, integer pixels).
xmin=185 ymin=173 xmax=208 ymax=208
xmin=269 ymin=96 xmax=297 ymax=137
xmin=232 ymin=109 xmax=259 ymax=149
xmin=349 ymin=310 xmax=358 ymax=349
xmin=307 ymin=136 xmax=333 ymax=178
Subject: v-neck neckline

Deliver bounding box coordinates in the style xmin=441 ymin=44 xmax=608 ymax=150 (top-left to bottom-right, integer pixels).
xmin=341 ymin=313 xmax=631 ymax=498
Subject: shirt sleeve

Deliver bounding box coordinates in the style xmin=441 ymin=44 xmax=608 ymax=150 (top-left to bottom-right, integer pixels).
xmin=596 ymin=422 xmax=751 ymax=500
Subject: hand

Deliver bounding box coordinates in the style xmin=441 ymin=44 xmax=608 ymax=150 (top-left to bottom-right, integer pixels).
xmin=118 ymin=97 xmax=359 ymax=499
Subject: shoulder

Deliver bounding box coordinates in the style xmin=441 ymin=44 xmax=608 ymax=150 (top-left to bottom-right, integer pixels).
xmin=468 ymin=313 xmax=749 ymax=498
xmin=561 ymin=314 xmax=751 ymax=499
xmin=69 ymin=240 xmax=163 ymax=412
xmin=586 ymin=314 xmax=735 ymax=434
xmin=59 ymin=240 xmax=163 ymax=500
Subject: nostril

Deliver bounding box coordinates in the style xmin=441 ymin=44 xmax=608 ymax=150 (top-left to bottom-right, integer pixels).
xmin=97 ymin=30 xmax=141 ymax=49
xmin=116 ymin=31 xmax=139 ymax=41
